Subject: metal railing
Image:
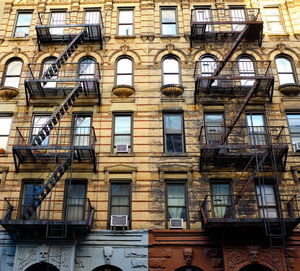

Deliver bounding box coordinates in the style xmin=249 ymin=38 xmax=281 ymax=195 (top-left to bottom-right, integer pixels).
xmin=2 ymin=197 xmax=94 ymax=224
xmin=199 ymin=125 xmax=287 ymax=148
xmin=191 ymin=8 xmax=261 ymax=26
xmin=37 ymin=11 xmax=103 ymax=29
xmin=201 ymin=194 xmax=300 ymax=221
xmin=14 ymin=126 xmax=96 ymax=150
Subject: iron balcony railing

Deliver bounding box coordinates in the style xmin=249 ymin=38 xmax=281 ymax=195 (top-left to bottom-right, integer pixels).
xmin=199 ymin=125 xmax=287 ymax=148
xmin=14 ymin=126 xmax=96 ymax=151
xmin=191 ymin=8 xmax=261 ymax=25
xmin=2 ymin=197 xmax=94 ymax=225
xmin=200 ymin=194 xmax=300 ymax=222
xmin=194 ymin=60 xmax=274 ymax=98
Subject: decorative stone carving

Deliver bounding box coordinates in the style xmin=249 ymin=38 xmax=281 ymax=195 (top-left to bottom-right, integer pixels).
xmin=285 ymin=248 xmax=297 ymax=258
xmin=277 ymin=43 xmax=286 ymax=53
xmin=161 ymin=84 xmax=184 ymax=97
xmin=150 ymin=258 xmax=166 ymax=268
xmin=16 ymin=247 xmax=37 ymax=271
xmin=0 ymin=87 xmax=19 ymax=100
xmin=204 ymin=43 xmax=212 ymax=54
xmin=228 ymin=249 xmax=246 ymax=268
xmin=125 ymin=248 xmax=147 ymax=258
xmin=121 ymin=45 xmax=129 ymax=54
xmin=149 ymin=248 xmax=172 ymax=258
xmin=39 ymin=244 xmax=49 ymax=262
xmin=166 ymin=44 xmax=174 ymax=53
xmin=13 ymin=47 xmax=20 ymax=56
xmin=248 ymin=246 xmax=259 ymax=263
xmin=183 ymin=247 xmax=193 ymax=265
xmin=212 ymin=258 xmax=223 ymax=268
xmin=204 ymin=248 xmax=222 ymax=258
xmin=286 ymin=258 xmax=295 ymax=271
xmin=104 ymin=247 xmax=113 ymax=264
xmin=112 ymin=85 xmax=135 ymax=98
xmin=131 ymin=258 xmax=147 ymax=268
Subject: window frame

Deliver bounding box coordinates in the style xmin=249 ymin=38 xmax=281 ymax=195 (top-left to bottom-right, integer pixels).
xmin=72 ymin=113 xmax=93 ymax=147
xmin=108 ymin=180 xmax=132 ymax=229
xmin=193 ymin=6 xmax=213 ymax=32
xmin=30 ymin=114 xmax=51 ymax=146
xmin=161 ymin=55 xmax=182 ymax=86
xmin=3 ymin=58 xmax=23 ymax=89
xmin=115 ymin=56 xmax=134 ymax=87
xmin=264 ymin=6 xmax=285 ymax=33
xmin=163 ymin=112 xmax=185 ymax=153
xmin=13 ymin=11 xmax=33 ymax=38
xmin=78 ymin=56 xmax=97 ymax=78
xmin=0 ymin=114 xmax=13 ymax=151
xmin=286 ymin=113 xmax=300 ymax=152
xmin=275 ymin=55 xmax=297 ymax=86
xmin=112 ymin=112 xmax=133 ymax=153
xmin=117 ymin=8 xmax=134 ymax=36
xmin=165 ymin=180 xmax=189 ymax=228
xmin=160 ymin=7 xmax=178 ymax=36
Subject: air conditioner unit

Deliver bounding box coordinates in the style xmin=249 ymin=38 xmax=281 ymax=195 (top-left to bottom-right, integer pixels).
xmin=110 ymin=215 xmax=128 ymax=227
xmin=295 ymin=142 xmax=300 ymax=152
xmin=116 ymin=144 xmax=129 ymax=153
xmin=169 ymin=218 xmax=183 ymax=229
xmin=14 ymin=31 xmax=27 ymax=38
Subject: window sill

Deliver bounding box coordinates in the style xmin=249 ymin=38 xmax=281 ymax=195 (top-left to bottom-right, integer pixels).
xmin=109 ymin=153 xmax=135 ymax=157
xmin=160 ymin=35 xmax=181 ymax=38
xmin=115 ymin=35 xmax=136 ymax=39
xmin=0 ymin=153 xmax=8 ymax=157
xmin=7 ymin=37 xmax=30 ymax=41
xmin=163 ymin=153 xmax=188 ymax=157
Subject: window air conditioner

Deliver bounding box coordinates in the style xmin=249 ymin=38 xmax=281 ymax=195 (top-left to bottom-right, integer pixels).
xmin=116 ymin=144 xmax=129 ymax=153
xmin=110 ymin=215 xmax=128 ymax=227
xmin=294 ymin=142 xmax=300 ymax=152
xmin=169 ymin=218 xmax=183 ymax=229
xmin=14 ymin=32 xmax=27 ymax=38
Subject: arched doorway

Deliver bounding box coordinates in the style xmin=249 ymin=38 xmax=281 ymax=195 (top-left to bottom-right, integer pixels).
xmin=175 ymin=266 xmax=204 ymax=271
xmin=25 ymin=262 xmax=59 ymax=271
xmin=92 ymin=265 xmax=123 ymax=271
xmin=240 ymin=263 xmax=272 ymax=271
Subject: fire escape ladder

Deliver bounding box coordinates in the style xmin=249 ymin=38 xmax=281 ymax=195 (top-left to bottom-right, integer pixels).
xmin=207 ymin=24 xmax=250 ymax=92
xmin=41 ymin=29 xmax=87 ymax=83
xmin=21 ymin=154 xmax=73 ymax=220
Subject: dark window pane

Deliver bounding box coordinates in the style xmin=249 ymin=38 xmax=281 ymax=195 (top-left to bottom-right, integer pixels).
xmin=166 ymin=134 xmax=183 ymax=152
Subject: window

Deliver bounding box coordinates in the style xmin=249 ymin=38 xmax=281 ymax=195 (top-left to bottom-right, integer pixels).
xmin=3 ymin=58 xmax=23 ymax=88
xmin=204 ymin=113 xmax=224 ymax=145
xmin=161 ymin=7 xmax=177 ymax=36
xmin=194 ymin=7 xmax=213 ymax=32
xmin=211 ymin=182 xmax=231 ymax=218
xmin=162 ymin=56 xmax=180 ymax=85
xmin=256 ymin=184 xmax=278 ymax=218
xmin=118 ymin=9 xmax=134 ymax=36
xmin=84 ymin=10 xmax=100 ymax=24
xmin=286 ymin=114 xmax=300 ymax=151
xmin=230 ymin=7 xmax=246 ymax=31
xmin=79 ymin=57 xmax=96 ymax=79
xmin=65 ymin=179 xmax=87 ymax=221
xmin=238 ymin=56 xmax=255 ymax=86
xmin=275 ymin=56 xmax=296 ymax=86
xmin=0 ymin=114 xmax=13 ymax=150
xmin=200 ymin=55 xmax=217 ymax=86
xmin=113 ymin=114 xmax=132 ymax=152
xmin=167 ymin=183 xmax=186 ymax=220
xmin=264 ymin=7 xmax=284 ymax=33
xmin=116 ymin=57 xmax=133 ymax=86
xmin=20 ymin=180 xmax=42 ymax=220
xmin=73 ymin=114 xmax=92 ymax=146
xmin=164 ymin=113 xmax=185 ymax=153
xmin=14 ymin=12 xmax=32 ymax=37
xmin=246 ymin=113 xmax=267 ymax=145
xmin=110 ymin=182 xmax=131 ymax=218
xmin=32 ymin=115 xmax=50 ymax=146
xmin=41 ymin=57 xmax=57 ymax=88
xmin=50 ymin=11 xmax=66 ymax=35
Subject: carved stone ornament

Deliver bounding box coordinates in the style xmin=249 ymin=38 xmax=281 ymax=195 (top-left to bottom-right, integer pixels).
xmin=161 ymin=84 xmax=184 ymax=97
xmin=39 ymin=244 xmax=49 ymax=262
xmin=167 ymin=44 xmax=174 ymax=53
xmin=277 ymin=43 xmax=286 ymax=53
xmin=0 ymin=87 xmax=19 ymax=100
xmin=183 ymin=248 xmax=193 ymax=265
xmin=112 ymin=85 xmax=135 ymax=98
xmin=248 ymin=246 xmax=259 ymax=263
xmin=204 ymin=43 xmax=212 ymax=54
xmin=104 ymin=247 xmax=113 ymax=264
xmin=279 ymin=84 xmax=300 ymax=96
xmin=13 ymin=47 xmax=20 ymax=56
xmin=228 ymin=249 xmax=246 ymax=268
xmin=121 ymin=45 xmax=129 ymax=54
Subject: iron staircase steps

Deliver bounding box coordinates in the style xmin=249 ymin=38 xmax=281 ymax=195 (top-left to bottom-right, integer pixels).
xmin=41 ymin=29 xmax=87 ymax=83
xmin=22 ymin=155 xmax=73 ymax=220
xmin=46 ymin=221 xmax=68 ymax=239
xmin=31 ymin=84 xmax=83 ymax=146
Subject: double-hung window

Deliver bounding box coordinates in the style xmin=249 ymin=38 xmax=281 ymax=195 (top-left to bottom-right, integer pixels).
xmin=110 ymin=182 xmax=131 ymax=220
xmin=204 ymin=113 xmax=224 ymax=145
xmin=118 ymin=9 xmax=134 ymax=36
xmin=286 ymin=114 xmax=300 ymax=151
xmin=50 ymin=11 xmax=66 ymax=35
xmin=32 ymin=115 xmax=50 ymax=146
xmin=264 ymin=7 xmax=284 ymax=33
xmin=3 ymin=59 xmax=23 ymax=88
xmin=0 ymin=114 xmax=13 ymax=151
xmin=256 ymin=184 xmax=278 ymax=218
xmin=230 ymin=7 xmax=246 ymax=31
xmin=14 ymin=12 xmax=32 ymax=37
xmin=73 ymin=114 xmax=92 ymax=146
xmin=246 ymin=113 xmax=267 ymax=146
xmin=194 ymin=8 xmax=213 ymax=32
xmin=167 ymin=182 xmax=187 ymax=220
xmin=161 ymin=7 xmax=177 ymax=36
xmin=162 ymin=56 xmax=180 ymax=85
xmin=211 ymin=182 xmax=231 ymax=218
xmin=275 ymin=56 xmax=296 ymax=86
xmin=164 ymin=113 xmax=185 ymax=153
xmin=113 ymin=114 xmax=132 ymax=153
xmin=116 ymin=57 xmax=133 ymax=86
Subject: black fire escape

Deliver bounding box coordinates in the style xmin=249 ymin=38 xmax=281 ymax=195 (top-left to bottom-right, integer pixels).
xmin=0 ymin=11 xmax=104 ymax=240
xmin=191 ymin=7 xmax=299 ymax=259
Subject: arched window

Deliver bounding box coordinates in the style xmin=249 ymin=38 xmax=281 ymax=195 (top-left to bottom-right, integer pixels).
xmin=238 ymin=56 xmax=255 ymax=86
xmin=3 ymin=58 xmax=23 ymax=88
xmin=275 ymin=55 xmax=296 ymax=85
xmin=79 ymin=57 xmax=96 ymax=79
xmin=41 ymin=57 xmax=57 ymax=88
xmin=116 ymin=57 xmax=133 ymax=86
xmin=200 ymin=55 xmax=217 ymax=77
xmin=162 ymin=56 xmax=181 ymax=85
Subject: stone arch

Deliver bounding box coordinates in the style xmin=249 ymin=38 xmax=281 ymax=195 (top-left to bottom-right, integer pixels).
xmin=108 ymin=48 xmax=141 ymax=65
xmin=232 ymin=50 xmax=264 ymax=61
xmin=35 ymin=53 xmax=60 ymax=64
xmin=25 ymin=262 xmax=60 ymax=271
xmin=0 ymin=52 xmax=29 ymax=67
xmin=72 ymin=51 xmax=102 ymax=64
xmin=239 ymin=263 xmax=272 ymax=271
xmin=268 ymin=46 xmax=300 ymax=63
xmin=193 ymin=50 xmax=223 ymax=61
xmin=154 ymin=46 xmax=187 ymax=65
xmin=175 ymin=265 xmax=204 ymax=271
xmin=92 ymin=264 xmax=123 ymax=271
